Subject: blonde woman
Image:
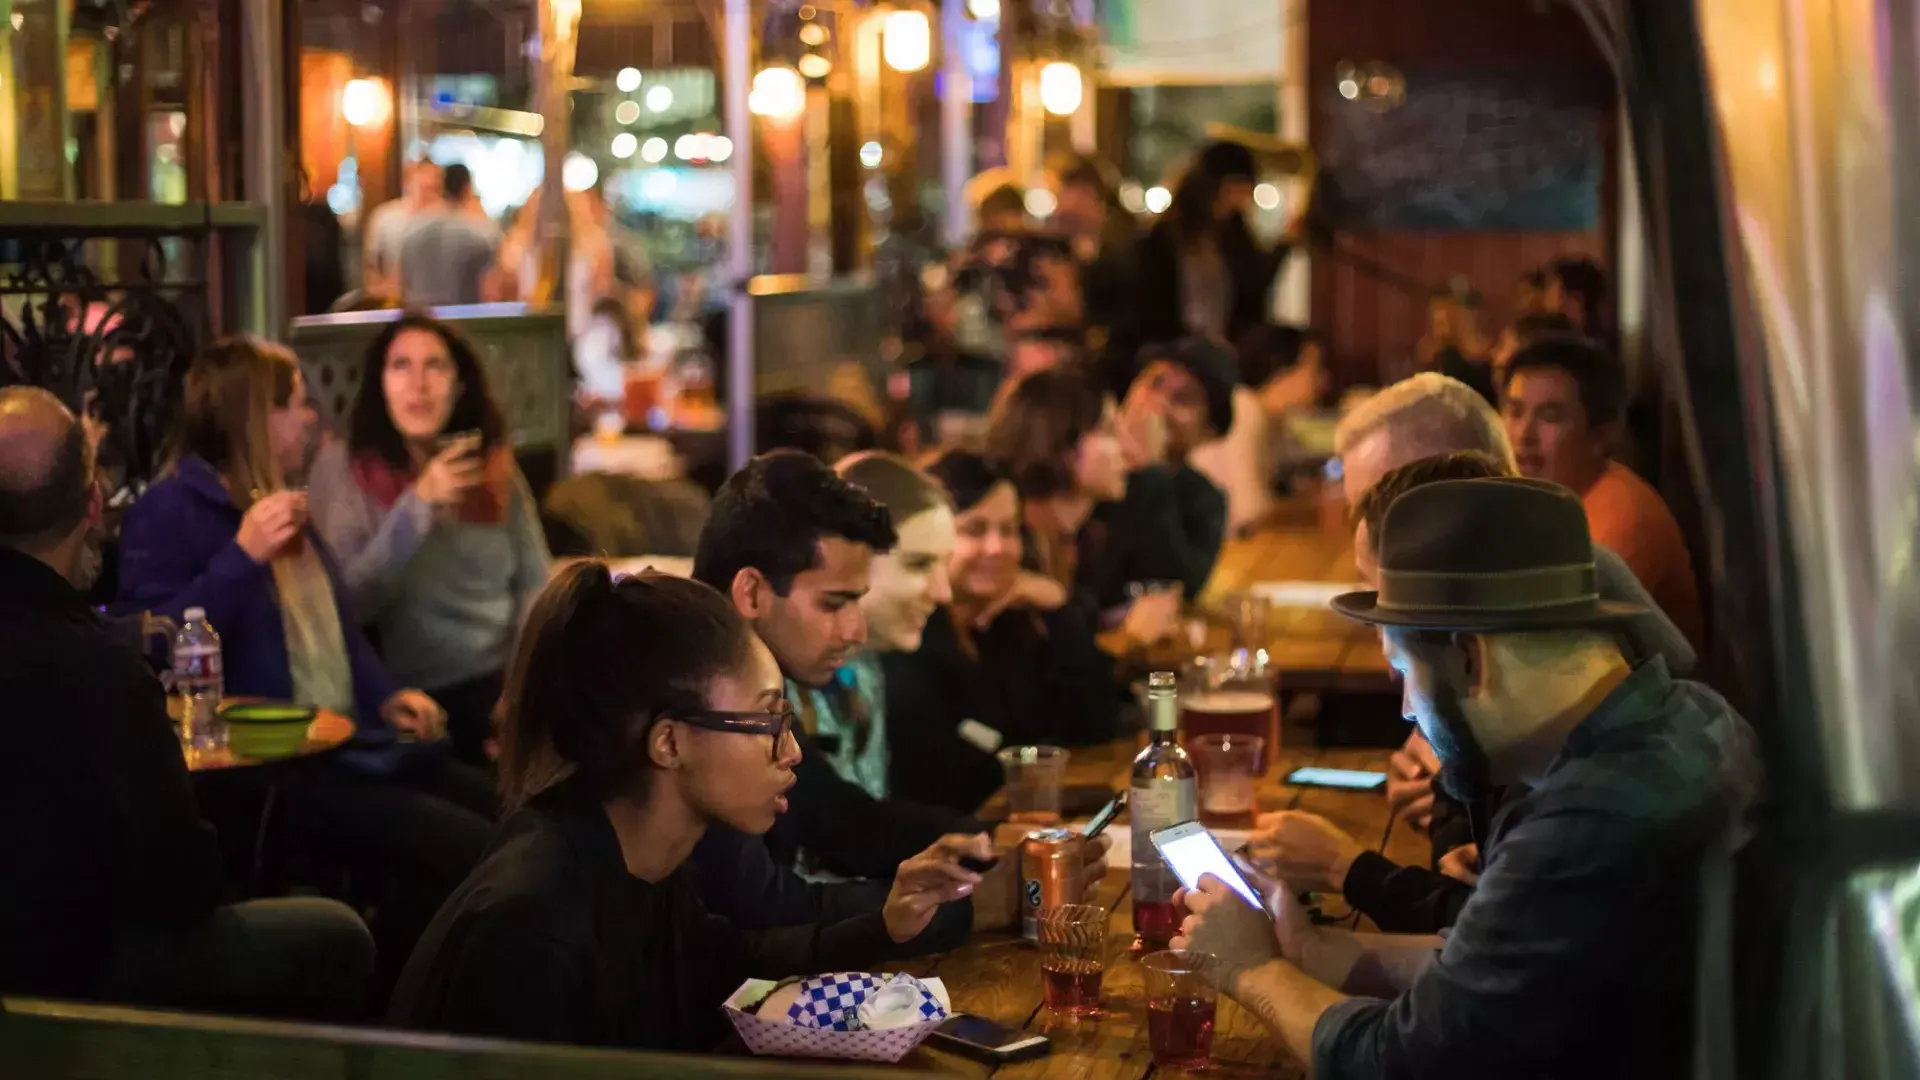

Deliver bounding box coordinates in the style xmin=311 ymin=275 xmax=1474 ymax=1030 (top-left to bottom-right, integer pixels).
xmin=118 ymin=336 xmax=495 ymax=990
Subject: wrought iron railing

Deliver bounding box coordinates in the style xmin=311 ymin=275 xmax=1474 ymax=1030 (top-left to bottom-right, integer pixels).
xmin=0 ymin=201 xmax=266 ymax=505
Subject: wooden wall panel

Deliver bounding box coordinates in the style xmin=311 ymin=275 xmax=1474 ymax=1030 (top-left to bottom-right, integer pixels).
xmin=1305 ymin=0 xmax=1618 ymax=388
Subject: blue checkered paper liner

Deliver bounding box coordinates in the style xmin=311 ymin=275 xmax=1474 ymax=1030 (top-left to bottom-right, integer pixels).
xmin=785 ymin=972 xmax=947 ymax=1031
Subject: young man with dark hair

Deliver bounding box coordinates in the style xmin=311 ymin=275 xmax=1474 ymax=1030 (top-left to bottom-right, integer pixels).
xmin=1502 ymin=336 xmax=1702 ymax=648
xmin=0 ymin=387 xmax=372 ymax=1017
xmin=689 ymin=451 xmax=1015 ymax=949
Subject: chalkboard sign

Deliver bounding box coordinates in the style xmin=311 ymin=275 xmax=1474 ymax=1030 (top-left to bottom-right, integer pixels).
xmin=1320 ymin=71 xmax=1602 ymax=231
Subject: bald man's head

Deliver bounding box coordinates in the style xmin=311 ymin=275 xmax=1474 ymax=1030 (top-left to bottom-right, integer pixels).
xmin=0 ymin=387 xmax=94 ymax=556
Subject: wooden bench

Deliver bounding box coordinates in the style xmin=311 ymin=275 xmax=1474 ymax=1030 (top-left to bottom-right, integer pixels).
xmin=0 ymin=998 xmax=925 ymax=1080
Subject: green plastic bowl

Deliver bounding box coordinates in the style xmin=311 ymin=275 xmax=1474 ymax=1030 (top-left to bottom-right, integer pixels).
xmin=220 ymin=703 xmax=317 ymax=760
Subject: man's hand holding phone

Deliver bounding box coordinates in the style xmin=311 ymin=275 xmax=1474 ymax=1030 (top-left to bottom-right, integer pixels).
xmin=1172 ymin=856 xmax=1364 ymax=996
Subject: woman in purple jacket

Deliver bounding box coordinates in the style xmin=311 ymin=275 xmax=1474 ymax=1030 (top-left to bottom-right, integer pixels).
xmin=117 ymin=336 xmax=495 ymax=990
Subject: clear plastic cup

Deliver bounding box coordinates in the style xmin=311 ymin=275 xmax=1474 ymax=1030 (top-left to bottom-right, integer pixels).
xmin=1038 ymin=904 xmax=1109 ymax=1016
xmin=1190 ymin=733 xmax=1265 ymax=828
xmin=1143 ymin=950 xmax=1217 ymax=1068
xmin=996 ymin=745 xmax=1070 ymax=824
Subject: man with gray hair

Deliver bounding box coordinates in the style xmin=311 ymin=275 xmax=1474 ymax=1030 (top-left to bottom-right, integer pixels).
xmin=1244 ymin=376 xmax=1700 ymax=927
xmin=1333 ymin=373 xmax=1694 ymax=828
xmin=0 ymin=387 xmax=373 ymax=1017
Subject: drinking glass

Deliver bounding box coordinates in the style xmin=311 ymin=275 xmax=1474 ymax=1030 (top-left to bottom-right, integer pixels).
xmin=1179 ymin=653 xmax=1279 ymax=775
xmin=1190 ymin=733 xmax=1265 ymax=828
xmin=997 ymin=745 xmax=1069 ymax=824
xmin=1038 ymin=904 xmax=1109 ymax=1016
xmin=1143 ymin=950 xmax=1217 ymax=1069
xmin=1230 ymin=592 xmax=1272 ymax=654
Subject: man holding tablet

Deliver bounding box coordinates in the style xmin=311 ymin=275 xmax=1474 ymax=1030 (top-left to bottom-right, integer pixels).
xmin=1171 ymin=477 xmax=1760 ymax=1079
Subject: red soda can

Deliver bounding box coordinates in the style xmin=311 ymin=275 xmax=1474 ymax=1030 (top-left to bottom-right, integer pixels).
xmin=1020 ymin=828 xmax=1083 ymax=943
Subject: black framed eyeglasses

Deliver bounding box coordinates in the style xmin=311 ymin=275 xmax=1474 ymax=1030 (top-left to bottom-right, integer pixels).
xmin=677 ymin=701 xmax=797 ymax=760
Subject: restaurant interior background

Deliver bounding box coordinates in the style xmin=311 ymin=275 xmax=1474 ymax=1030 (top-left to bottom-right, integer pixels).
xmin=2 ymin=0 xmax=1918 ymax=1076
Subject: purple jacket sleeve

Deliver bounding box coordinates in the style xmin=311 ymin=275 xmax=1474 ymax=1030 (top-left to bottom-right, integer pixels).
xmin=117 ymin=497 xmax=271 ymax=633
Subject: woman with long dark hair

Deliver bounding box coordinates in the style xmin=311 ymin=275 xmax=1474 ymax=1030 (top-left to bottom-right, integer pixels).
xmin=389 ymin=563 xmax=959 ymax=1050
xmin=1135 ymin=141 xmax=1300 ymax=348
xmin=880 ymin=450 xmax=1121 ymax=813
xmin=308 ymin=312 xmax=551 ymax=765
xmin=983 ymin=368 xmax=1184 ymax=657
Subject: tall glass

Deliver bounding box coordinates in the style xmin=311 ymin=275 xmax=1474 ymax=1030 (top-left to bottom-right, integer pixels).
xmin=1179 ymin=653 xmax=1279 ymax=776
xmin=1038 ymin=904 xmax=1109 ymax=1016
xmin=1190 ymin=733 xmax=1265 ymax=828
xmin=997 ymin=745 xmax=1069 ymax=824
xmin=1143 ymin=950 xmax=1217 ymax=1069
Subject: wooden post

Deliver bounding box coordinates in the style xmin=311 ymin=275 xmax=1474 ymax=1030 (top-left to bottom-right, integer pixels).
xmin=529 ymin=0 xmax=580 ymax=310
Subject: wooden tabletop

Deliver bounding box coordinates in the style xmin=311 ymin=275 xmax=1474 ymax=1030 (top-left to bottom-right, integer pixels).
xmin=1188 ymin=496 xmax=1391 ymax=692
xmin=167 ymin=699 xmax=356 ymax=773
xmin=891 ymin=737 xmax=1429 ymax=1079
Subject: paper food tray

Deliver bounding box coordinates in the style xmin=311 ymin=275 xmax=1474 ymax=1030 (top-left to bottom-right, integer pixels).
xmin=723 ymin=976 xmax=950 ymax=1063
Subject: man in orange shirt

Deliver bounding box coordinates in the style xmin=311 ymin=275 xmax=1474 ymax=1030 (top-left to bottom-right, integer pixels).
xmin=1501 ymin=336 xmax=1704 ymax=649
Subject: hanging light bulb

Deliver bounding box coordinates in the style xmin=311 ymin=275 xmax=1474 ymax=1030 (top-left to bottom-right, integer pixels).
xmin=798 ymin=52 xmax=833 ymax=80
xmin=341 ymin=78 xmax=392 ymax=127
xmin=1038 ymin=62 xmax=1083 ymax=116
xmin=882 ymin=10 xmax=931 ymax=73
xmin=749 ymin=65 xmax=807 ymax=120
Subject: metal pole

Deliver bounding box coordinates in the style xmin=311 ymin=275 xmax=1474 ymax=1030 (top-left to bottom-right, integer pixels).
xmin=725 ymin=0 xmax=755 ymax=471
xmin=240 ymin=0 xmax=285 ymax=335
xmin=940 ymin=0 xmax=973 ymax=246
xmin=1274 ymin=0 xmax=1310 ymax=325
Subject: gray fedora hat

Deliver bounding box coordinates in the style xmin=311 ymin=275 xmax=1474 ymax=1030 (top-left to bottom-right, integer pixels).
xmin=1331 ymin=477 xmax=1648 ymax=632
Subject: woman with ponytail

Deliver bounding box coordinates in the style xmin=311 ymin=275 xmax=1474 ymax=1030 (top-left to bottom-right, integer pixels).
xmin=389 ymin=562 xmax=976 ymax=1051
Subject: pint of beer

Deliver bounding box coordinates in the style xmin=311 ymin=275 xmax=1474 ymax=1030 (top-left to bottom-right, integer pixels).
xmin=1179 ymin=690 xmax=1277 ymax=776
xmin=1178 ymin=653 xmax=1279 ymax=775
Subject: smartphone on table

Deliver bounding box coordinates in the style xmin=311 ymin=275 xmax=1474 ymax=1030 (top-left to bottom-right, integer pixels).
xmin=1284 ymin=766 xmax=1388 ymax=791
xmin=928 ymin=1014 xmax=1050 ymax=1062
xmin=1149 ymin=820 xmax=1265 ymax=909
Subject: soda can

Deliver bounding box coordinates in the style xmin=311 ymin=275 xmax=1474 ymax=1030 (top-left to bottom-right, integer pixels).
xmin=1020 ymin=827 xmax=1083 ymax=943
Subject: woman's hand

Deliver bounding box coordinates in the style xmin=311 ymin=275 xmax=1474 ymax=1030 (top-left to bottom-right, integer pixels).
xmin=382 ymin=689 xmax=447 ymax=742
xmin=1116 ymin=384 xmax=1170 ymax=471
xmin=1119 ymin=590 xmax=1184 ymax=645
xmin=970 ymin=572 xmax=1069 ymax=628
xmin=415 ymin=441 xmax=485 ymax=509
xmin=236 ymin=491 xmax=309 ymax=564
xmin=883 ymin=834 xmax=988 ymax=943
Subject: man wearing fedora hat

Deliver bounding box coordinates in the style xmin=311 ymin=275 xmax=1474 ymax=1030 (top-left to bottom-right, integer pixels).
xmin=1172 ymin=477 xmax=1760 ymax=1079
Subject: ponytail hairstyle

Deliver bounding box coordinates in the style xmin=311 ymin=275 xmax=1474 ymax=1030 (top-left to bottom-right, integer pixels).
xmin=498 ymin=561 xmax=761 ymax=811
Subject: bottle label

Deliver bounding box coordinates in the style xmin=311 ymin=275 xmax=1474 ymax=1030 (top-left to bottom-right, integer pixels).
xmin=1130 ymin=776 xmax=1197 ymax=836
xmin=174 ymin=643 xmax=223 ymax=683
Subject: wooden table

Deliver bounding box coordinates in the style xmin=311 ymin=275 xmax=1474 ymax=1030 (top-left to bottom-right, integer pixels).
xmin=166 ymin=699 xmax=355 ymax=773
xmin=1186 ymin=496 xmax=1392 ymax=694
xmin=893 ymin=737 xmax=1431 ymax=1078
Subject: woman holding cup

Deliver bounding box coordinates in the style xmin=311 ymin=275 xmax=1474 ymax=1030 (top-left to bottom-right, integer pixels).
xmin=309 ymin=313 xmax=552 ymax=766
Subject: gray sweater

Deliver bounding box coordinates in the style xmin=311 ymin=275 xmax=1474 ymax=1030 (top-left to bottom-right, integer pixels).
xmin=308 ymin=439 xmax=551 ymax=691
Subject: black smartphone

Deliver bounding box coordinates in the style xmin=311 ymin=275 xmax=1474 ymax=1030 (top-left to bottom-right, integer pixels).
xmin=1284 ymin=766 xmax=1389 ymax=791
xmin=1081 ymin=789 xmax=1127 ymax=841
xmin=958 ymin=854 xmax=999 ymax=874
xmin=928 ymin=1014 xmax=1050 ymax=1062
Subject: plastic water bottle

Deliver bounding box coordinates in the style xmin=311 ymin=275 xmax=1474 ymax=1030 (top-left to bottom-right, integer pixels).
xmin=173 ymin=607 xmax=227 ymax=752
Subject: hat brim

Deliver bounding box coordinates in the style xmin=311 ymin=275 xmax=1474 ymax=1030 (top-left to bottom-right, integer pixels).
xmin=1329 ymin=590 xmax=1650 ymax=633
